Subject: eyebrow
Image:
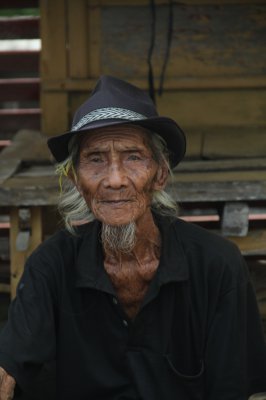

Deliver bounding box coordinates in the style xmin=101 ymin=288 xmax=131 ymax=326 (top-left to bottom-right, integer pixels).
xmin=82 ymin=145 xmax=146 ymax=153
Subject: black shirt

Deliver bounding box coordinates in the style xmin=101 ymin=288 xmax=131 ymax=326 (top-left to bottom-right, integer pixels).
xmin=0 ymin=215 xmax=265 ymax=399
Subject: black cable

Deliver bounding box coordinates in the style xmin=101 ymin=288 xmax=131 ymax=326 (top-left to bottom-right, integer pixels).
xmin=148 ymin=0 xmax=156 ymax=104
xmin=158 ymin=0 xmax=174 ymax=96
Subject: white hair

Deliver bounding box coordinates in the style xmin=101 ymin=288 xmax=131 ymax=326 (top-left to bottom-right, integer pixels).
xmin=55 ymin=128 xmax=178 ymax=234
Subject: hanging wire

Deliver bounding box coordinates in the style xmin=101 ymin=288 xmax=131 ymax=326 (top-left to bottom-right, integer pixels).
xmin=147 ymin=0 xmax=156 ymax=103
xmin=158 ymin=0 xmax=174 ymax=96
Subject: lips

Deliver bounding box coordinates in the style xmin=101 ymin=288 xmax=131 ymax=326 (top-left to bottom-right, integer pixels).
xmin=99 ymin=200 xmax=132 ymax=204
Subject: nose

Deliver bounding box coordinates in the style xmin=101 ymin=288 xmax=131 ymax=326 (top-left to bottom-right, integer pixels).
xmin=103 ymin=162 xmax=128 ymax=189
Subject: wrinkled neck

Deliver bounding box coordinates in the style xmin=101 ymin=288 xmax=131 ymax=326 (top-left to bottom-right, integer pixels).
xmin=103 ymin=210 xmax=161 ymax=266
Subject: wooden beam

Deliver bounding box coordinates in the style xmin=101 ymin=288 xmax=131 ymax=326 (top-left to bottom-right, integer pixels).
xmin=40 ymin=0 xmax=67 ymax=80
xmin=42 ymin=75 xmax=266 ymax=92
xmin=167 ymin=180 xmax=266 ymax=203
xmin=229 ymin=230 xmax=266 ymax=258
xmin=67 ymin=0 xmax=89 ymax=78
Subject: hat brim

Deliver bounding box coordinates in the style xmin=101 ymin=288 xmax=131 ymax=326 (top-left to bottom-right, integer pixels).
xmin=47 ymin=116 xmax=186 ymax=168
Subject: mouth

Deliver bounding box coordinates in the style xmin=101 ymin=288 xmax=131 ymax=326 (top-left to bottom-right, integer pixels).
xmin=99 ymin=200 xmax=132 ymax=204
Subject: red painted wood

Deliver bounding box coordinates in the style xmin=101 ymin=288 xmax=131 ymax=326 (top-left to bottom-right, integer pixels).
xmin=0 ymin=78 xmax=40 ymax=102
xmin=0 ymin=108 xmax=41 ymax=131
xmin=0 ymin=51 xmax=39 ymax=74
xmin=0 ymin=16 xmax=39 ymax=39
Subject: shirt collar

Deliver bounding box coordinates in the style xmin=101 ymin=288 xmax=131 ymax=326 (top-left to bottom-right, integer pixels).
xmin=75 ymin=213 xmax=189 ymax=292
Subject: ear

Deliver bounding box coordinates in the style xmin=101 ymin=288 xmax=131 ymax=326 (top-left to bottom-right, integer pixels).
xmin=152 ymin=163 xmax=169 ymax=191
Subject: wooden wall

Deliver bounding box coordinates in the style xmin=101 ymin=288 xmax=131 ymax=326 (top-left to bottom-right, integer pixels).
xmin=40 ymin=0 xmax=266 ymax=160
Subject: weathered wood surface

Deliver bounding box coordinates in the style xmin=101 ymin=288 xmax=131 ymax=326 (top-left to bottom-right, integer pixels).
xmin=168 ymin=181 xmax=266 ymax=202
xmin=101 ymin=4 xmax=266 ymax=79
xmin=0 ymin=130 xmax=51 ymax=185
xmin=229 ymin=231 xmax=266 ymax=258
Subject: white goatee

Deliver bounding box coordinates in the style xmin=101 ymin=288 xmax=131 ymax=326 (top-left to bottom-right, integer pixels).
xmin=101 ymin=222 xmax=136 ymax=254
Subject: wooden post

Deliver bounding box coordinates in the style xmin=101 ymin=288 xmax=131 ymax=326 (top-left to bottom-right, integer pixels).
xmin=9 ymin=207 xmax=42 ymax=299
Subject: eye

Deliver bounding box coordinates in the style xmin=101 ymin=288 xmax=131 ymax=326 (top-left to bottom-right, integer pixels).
xmin=127 ymin=153 xmax=142 ymax=161
xmin=89 ymin=155 xmax=103 ymax=163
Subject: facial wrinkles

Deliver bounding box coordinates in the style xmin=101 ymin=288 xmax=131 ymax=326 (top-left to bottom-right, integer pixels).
xmin=77 ymin=128 xmax=159 ymax=225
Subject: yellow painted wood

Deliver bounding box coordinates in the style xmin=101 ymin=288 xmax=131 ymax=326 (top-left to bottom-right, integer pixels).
xmin=40 ymin=0 xmax=67 ymax=80
xmin=156 ymin=90 xmax=266 ymax=129
xmin=87 ymin=2 xmax=101 ymax=77
xmin=229 ymin=230 xmax=266 ymax=257
xmin=68 ymin=0 xmax=89 ymax=78
xmin=41 ymin=92 xmax=69 ymax=136
xmin=203 ymin=129 xmax=266 ymax=159
xmin=0 ymin=283 xmax=10 ymax=294
xmin=41 ymin=76 xmax=266 ymax=92
xmin=172 ymin=170 xmax=266 ymax=183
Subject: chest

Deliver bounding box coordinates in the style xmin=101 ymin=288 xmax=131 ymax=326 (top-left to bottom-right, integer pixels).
xmin=104 ymin=259 xmax=159 ymax=319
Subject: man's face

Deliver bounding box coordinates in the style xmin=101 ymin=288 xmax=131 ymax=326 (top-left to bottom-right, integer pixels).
xmin=75 ymin=125 xmax=166 ymax=226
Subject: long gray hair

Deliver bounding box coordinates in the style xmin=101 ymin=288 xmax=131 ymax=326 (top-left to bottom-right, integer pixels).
xmin=55 ymin=128 xmax=178 ymax=233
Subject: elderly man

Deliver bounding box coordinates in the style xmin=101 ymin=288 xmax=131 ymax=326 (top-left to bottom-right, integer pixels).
xmin=0 ymin=76 xmax=266 ymax=400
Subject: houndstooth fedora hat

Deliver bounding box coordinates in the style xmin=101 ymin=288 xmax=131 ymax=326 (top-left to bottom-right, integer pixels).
xmin=47 ymin=75 xmax=186 ymax=167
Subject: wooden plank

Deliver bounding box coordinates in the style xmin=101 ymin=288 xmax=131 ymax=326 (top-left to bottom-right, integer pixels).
xmin=0 ymin=50 xmax=39 ymax=74
xmin=42 ymin=75 xmax=266 ymax=92
xmin=0 ymin=16 xmax=39 ymax=39
xmin=0 ymin=129 xmax=51 ymax=184
xmin=41 ymin=92 xmax=68 ymax=136
xmin=203 ymin=129 xmax=266 ymax=159
xmin=0 ymin=78 xmax=40 ymax=102
xmin=0 ymin=179 xmax=59 ymax=206
xmin=181 ymin=159 xmax=250 ymax=173
xmin=87 ymin=2 xmax=101 ymax=77
xmin=100 ymin=4 xmax=266 ymax=79
xmin=0 ymin=109 xmax=40 ymax=132
xmin=67 ymin=0 xmax=89 ymax=78
xmin=40 ymin=0 xmax=67 ymax=80
xmin=172 ymin=170 xmax=266 ymax=183
xmin=167 ymin=180 xmax=266 ymax=202
xmin=156 ymin=90 xmax=266 ymax=131
xmin=230 ymin=230 xmax=266 ymax=257
xmin=176 ymin=158 xmax=266 ymax=172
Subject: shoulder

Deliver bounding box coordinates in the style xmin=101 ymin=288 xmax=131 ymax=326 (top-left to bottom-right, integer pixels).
xmin=170 ymin=217 xmax=248 ymax=289
xmin=26 ymin=221 xmax=98 ymax=276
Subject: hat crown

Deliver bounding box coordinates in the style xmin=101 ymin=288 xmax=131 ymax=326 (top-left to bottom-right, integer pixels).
xmin=72 ymin=75 xmax=158 ymax=129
